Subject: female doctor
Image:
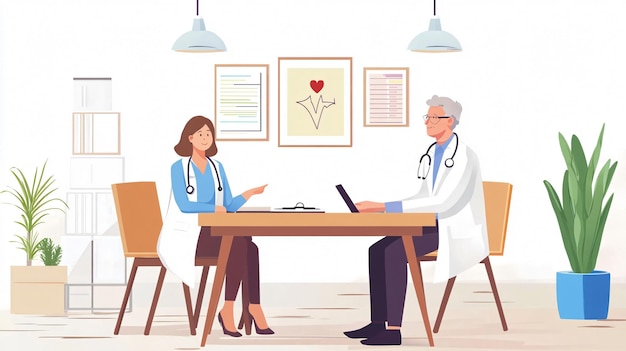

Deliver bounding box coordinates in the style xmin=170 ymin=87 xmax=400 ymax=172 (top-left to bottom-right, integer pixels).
xmin=157 ymin=116 xmax=272 ymax=337
xmin=343 ymin=95 xmax=490 ymax=346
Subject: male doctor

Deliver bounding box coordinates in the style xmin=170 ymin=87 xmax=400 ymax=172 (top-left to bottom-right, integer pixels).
xmin=344 ymin=95 xmax=489 ymax=346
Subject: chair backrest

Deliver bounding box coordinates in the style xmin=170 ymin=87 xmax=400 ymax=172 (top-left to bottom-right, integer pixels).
xmin=483 ymin=181 xmax=513 ymax=256
xmin=111 ymin=182 xmax=163 ymax=258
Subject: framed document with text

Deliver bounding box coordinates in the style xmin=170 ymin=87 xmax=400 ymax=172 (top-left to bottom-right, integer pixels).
xmin=363 ymin=67 xmax=409 ymax=127
xmin=214 ymin=64 xmax=269 ymax=141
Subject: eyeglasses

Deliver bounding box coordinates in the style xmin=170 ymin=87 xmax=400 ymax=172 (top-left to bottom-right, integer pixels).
xmin=422 ymin=114 xmax=451 ymax=124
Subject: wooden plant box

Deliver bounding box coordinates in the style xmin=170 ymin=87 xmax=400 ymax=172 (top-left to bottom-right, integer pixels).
xmin=10 ymin=266 xmax=68 ymax=315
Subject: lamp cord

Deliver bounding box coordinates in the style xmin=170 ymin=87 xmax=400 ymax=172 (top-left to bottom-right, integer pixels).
xmin=434 ymin=0 xmax=436 ymax=16
xmin=196 ymin=0 xmax=199 ymax=16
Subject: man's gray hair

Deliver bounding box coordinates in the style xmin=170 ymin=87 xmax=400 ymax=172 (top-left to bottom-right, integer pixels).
xmin=426 ymin=95 xmax=462 ymax=129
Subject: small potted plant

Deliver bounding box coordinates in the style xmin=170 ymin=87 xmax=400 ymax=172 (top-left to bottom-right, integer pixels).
xmin=543 ymin=123 xmax=617 ymax=319
xmin=14 ymin=237 xmax=67 ymax=315
xmin=1 ymin=160 xmax=69 ymax=314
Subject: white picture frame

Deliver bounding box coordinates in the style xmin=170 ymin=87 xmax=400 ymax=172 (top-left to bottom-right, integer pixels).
xmin=214 ymin=64 xmax=269 ymax=141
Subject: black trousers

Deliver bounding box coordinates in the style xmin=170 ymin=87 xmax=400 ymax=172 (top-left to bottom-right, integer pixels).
xmin=368 ymin=223 xmax=439 ymax=326
xmin=196 ymin=227 xmax=261 ymax=303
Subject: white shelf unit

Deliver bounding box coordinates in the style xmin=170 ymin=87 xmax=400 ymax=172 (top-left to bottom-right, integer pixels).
xmin=65 ymin=158 xmax=129 ymax=312
xmin=64 ymin=78 xmax=129 ymax=312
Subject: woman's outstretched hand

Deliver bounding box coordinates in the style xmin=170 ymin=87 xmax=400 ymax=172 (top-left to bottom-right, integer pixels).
xmin=243 ymin=184 xmax=268 ymax=200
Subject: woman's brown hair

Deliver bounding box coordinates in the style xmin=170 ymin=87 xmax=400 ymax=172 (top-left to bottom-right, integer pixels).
xmin=173 ymin=116 xmax=218 ymax=157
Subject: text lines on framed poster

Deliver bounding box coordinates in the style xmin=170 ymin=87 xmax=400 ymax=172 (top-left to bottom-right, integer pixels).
xmin=363 ymin=67 xmax=409 ymax=127
xmin=278 ymin=57 xmax=352 ymax=147
xmin=214 ymin=64 xmax=269 ymax=141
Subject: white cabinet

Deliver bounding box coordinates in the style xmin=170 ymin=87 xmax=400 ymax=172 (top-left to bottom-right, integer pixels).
xmin=73 ymin=78 xmax=112 ymax=111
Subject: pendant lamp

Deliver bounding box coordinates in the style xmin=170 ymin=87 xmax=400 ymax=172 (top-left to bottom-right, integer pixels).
xmin=172 ymin=0 xmax=226 ymax=53
xmin=407 ymin=0 xmax=461 ymax=53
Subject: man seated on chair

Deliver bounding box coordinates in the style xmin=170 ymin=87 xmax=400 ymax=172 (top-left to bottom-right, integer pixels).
xmin=344 ymin=95 xmax=490 ymax=345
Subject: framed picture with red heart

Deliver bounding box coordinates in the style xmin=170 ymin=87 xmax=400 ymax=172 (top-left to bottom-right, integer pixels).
xmin=278 ymin=57 xmax=352 ymax=147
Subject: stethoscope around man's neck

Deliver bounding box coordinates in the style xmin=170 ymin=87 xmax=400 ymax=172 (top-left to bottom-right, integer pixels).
xmin=186 ymin=156 xmax=222 ymax=194
xmin=417 ymin=132 xmax=459 ymax=180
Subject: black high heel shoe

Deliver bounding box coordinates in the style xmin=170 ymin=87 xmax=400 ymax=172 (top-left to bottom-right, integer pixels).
xmin=249 ymin=313 xmax=274 ymax=335
xmin=218 ymin=313 xmax=242 ymax=337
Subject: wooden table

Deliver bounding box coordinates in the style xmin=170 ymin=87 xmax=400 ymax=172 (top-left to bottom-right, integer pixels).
xmin=197 ymin=212 xmax=437 ymax=347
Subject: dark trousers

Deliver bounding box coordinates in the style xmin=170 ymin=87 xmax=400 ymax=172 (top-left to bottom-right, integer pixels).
xmin=369 ymin=223 xmax=439 ymax=327
xmin=195 ymin=227 xmax=261 ymax=304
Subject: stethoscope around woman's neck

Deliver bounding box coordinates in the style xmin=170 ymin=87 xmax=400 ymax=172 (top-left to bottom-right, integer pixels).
xmin=417 ymin=132 xmax=459 ymax=180
xmin=186 ymin=156 xmax=222 ymax=194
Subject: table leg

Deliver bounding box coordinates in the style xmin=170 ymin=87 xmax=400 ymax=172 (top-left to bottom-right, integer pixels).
xmin=200 ymin=236 xmax=234 ymax=347
xmin=402 ymin=235 xmax=435 ymax=347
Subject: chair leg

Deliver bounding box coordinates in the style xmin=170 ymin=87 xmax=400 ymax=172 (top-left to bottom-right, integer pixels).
xmin=237 ymin=268 xmax=252 ymax=335
xmin=193 ymin=266 xmax=211 ymax=331
xmin=483 ymin=257 xmax=508 ymax=331
xmin=114 ymin=259 xmax=140 ymax=335
xmin=433 ymin=276 xmax=456 ymax=333
xmin=144 ymin=265 xmax=167 ymax=335
xmin=183 ymin=283 xmax=195 ymax=335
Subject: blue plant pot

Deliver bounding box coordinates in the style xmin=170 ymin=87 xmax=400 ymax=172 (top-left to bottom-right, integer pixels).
xmin=556 ymin=270 xmax=610 ymax=320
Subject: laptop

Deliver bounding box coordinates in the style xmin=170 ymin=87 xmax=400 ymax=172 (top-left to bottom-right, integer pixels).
xmin=335 ymin=184 xmax=359 ymax=213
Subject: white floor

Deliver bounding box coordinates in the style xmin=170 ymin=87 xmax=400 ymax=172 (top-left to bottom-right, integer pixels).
xmin=1 ymin=282 xmax=625 ymax=350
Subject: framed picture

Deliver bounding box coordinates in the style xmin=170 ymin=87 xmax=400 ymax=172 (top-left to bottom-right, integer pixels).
xmin=278 ymin=57 xmax=352 ymax=147
xmin=363 ymin=67 xmax=409 ymax=127
xmin=214 ymin=64 xmax=269 ymax=141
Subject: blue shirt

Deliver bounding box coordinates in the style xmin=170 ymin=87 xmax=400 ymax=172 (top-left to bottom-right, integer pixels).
xmin=170 ymin=158 xmax=246 ymax=213
xmin=384 ymin=134 xmax=455 ymax=213
xmin=432 ymin=134 xmax=455 ymax=190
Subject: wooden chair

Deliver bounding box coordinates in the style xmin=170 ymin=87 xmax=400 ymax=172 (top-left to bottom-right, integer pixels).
xmin=419 ymin=181 xmax=512 ymax=333
xmin=111 ymin=181 xmax=222 ymax=335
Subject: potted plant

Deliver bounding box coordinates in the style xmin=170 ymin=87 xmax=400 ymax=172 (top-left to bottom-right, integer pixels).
xmin=1 ymin=160 xmax=69 ymax=314
xmin=543 ymin=123 xmax=617 ymax=320
xmin=10 ymin=237 xmax=67 ymax=315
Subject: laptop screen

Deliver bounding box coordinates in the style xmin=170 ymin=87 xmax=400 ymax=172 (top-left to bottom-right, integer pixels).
xmin=336 ymin=184 xmax=359 ymax=213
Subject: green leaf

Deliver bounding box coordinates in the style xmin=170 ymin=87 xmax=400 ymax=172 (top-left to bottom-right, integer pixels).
xmin=586 ymin=193 xmax=614 ymax=273
xmin=558 ymin=133 xmax=572 ymax=169
xmin=544 ymin=179 xmax=580 ymax=271
xmin=584 ymin=124 xmax=605 ymax=214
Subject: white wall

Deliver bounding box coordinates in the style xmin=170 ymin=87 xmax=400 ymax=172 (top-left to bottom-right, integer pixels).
xmin=2 ymin=0 xmax=626 ymax=310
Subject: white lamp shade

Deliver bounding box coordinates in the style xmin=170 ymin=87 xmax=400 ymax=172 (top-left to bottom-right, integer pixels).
xmin=172 ymin=17 xmax=226 ymax=52
xmin=407 ymin=18 xmax=461 ymax=53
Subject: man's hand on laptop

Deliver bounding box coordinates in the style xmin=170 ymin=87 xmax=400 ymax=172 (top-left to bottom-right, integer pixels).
xmin=215 ymin=206 xmax=227 ymax=213
xmin=355 ymin=201 xmax=385 ymax=212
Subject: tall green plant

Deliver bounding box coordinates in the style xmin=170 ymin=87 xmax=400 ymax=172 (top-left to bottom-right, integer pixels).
xmin=543 ymin=124 xmax=617 ymax=273
xmin=1 ymin=160 xmax=68 ymax=266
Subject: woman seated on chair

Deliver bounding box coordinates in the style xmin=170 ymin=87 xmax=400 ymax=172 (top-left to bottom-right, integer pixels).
xmin=162 ymin=115 xmax=273 ymax=337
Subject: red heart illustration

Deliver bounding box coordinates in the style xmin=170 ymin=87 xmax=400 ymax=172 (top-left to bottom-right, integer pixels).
xmin=310 ymin=80 xmax=324 ymax=93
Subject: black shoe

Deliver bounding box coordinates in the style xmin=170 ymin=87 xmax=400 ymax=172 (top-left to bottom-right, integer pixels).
xmin=218 ymin=313 xmax=242 ymax=337
xmin=361 ymin=329 xmax=401 ymax=346
xmin=343 ymin=322 xmax=385 ymax=339
xmin=250 ymin=314 xmax=275 ymax=335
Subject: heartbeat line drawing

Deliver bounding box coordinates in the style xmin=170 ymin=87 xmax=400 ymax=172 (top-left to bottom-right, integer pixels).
xmin=296 ymin=80 xmax=336 ymax=129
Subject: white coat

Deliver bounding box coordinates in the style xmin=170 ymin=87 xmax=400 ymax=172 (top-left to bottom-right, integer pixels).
xmin=156 ymin=157 xmax=223 ymax=289
xmin=401 ymin=135 xmax=489 ymax=283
